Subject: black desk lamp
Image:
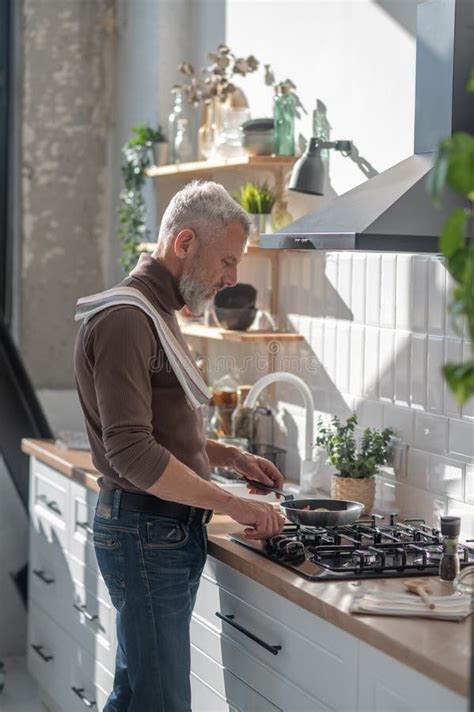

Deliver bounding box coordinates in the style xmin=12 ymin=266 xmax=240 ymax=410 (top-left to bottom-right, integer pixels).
xmin=289 ymin=138 xmax=352 ymax=195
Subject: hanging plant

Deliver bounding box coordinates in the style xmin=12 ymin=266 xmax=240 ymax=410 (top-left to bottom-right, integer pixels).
xmin=117 ymin=123 xmax=166 ymax=273
xmin=427 ymin=69 xmax=474 ymax=405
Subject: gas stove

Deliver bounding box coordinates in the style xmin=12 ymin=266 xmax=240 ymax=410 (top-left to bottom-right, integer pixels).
xmin=229 ymin=514 xmax=474 ymax=581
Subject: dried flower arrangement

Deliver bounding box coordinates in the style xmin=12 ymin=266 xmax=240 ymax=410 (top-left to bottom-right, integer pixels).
xmin=175 ymin=43 xmax=259 ymax=106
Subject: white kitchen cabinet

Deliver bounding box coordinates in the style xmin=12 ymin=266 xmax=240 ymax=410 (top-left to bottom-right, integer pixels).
xmin=28 ymin=458 xmax=115 ymax=711
xmin=27 ymin=456 xmax=467 ymax=712
xmin=358 ymin=640 xmax=466 ymax=712
xmin=192 ymin=557 xmax=358 ymax=711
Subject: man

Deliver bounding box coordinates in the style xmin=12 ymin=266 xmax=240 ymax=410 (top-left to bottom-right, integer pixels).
xmin=74 ymin=180 xmax=285 ymax=712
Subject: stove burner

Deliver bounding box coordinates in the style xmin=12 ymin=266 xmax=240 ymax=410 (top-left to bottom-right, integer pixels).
xmin=229 ymin=512 xmax=474 ymax=581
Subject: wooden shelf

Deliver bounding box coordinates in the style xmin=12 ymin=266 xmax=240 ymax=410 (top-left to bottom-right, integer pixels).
xmin=145 ymin=155 xmax=297 ymax=179
xmin=180 ymin=322 xmax=302 ymax=343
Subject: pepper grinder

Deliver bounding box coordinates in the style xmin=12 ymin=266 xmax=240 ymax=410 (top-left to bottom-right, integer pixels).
xmin=439 ymin=516 xmax=461 ymax=582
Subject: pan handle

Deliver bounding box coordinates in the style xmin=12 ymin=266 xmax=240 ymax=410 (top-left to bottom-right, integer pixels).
xmin=216 ymin=612 xmax=282 ymax=655
xmin=239 ymin=478 xmax=293 ymax=500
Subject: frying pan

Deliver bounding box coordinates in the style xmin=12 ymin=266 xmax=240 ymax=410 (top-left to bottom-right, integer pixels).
xmin=242 ymin=479 xmax=364 ymax=527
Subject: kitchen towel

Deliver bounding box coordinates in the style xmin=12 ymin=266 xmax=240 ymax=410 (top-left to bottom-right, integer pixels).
xmin=350 ymin=590 xmax=472 ymax=621
xmin=75 ymin=286 xmax=212 ymax=411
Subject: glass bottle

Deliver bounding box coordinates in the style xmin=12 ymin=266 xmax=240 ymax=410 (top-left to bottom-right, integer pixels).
xmin=231 ymin=386 xmax=256 ymax=443
xmin=439 ymin=516 xmax=461 ymax=582
xmin=168 ymin=87 xmax=185 ymax=164
xmin=312 ymin=100 xmax=331 ymax=163
xmin=271 ymin=200 xmax=294 ymax=232
xmin=174 ymin=118 xmax=193 ymax=164
xmin=273 ymin=84 xmax=295 ymax=156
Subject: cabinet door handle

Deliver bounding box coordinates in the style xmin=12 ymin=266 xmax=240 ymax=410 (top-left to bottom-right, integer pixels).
xmin=72 ymin=686 xmax=96 ymax=708
xmin=37 ymin=494 xmax=62 ymax=516
xmin=33 ymin=569 xmax=55 ymax=585
xmin=215 ymin=612 xmax=282 ymax=656
xmin=73 ymin=603 xmax=98 ymax=622
xmin=76 ymin=521 xmax=94 ymax=536
xmin=31 ymin=644 xmax=53 ymax=662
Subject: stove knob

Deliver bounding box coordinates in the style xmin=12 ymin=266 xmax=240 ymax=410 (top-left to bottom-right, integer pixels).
xmin=265 ymin=534 xmax=288 ymax=554
xmin=284 ymin=540 xmax=306 ymax=563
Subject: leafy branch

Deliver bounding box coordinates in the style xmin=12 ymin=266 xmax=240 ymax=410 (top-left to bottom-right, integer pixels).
xmin=427 ymin=69 xmax=474 ymax=404
xmin=117 ymin=124 xmax=166 ymax=273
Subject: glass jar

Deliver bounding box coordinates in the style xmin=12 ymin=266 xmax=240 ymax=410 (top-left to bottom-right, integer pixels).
xmin=439 ymin=516 xmax=461 ymax=582
xmin=168 ymin=88 xmax=185 ymax=163
xmin=273 ymin=84 xmax=295 ymax=156
xmin=216 ymin=107 xmax=251 ymax=159
xmin=312 ymin=101 xmax=330 ymax=163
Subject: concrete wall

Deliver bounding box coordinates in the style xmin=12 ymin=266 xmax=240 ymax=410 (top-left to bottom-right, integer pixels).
xmin=20 ymin=0 xmax=115 ymax=389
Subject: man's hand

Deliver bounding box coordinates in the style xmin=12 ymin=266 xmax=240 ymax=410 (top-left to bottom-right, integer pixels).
xmin=232 ymin=450 xmax=285 ymax=496
xmin=224 ymin=496 xmax=285 ymax=540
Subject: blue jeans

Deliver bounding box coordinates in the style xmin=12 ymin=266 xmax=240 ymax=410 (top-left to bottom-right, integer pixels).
xmin=93 ymin=492 xmax=208 ymax=712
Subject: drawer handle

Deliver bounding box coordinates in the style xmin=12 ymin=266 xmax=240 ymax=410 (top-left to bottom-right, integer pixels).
xmin=31 ymin=644 xmax=53 ymax=662
xmin=73 ymin=603 xmax=98 ymax=622
xmin=215 ymin=612 xmax=282 ymax=656
xmin=72 ymin=686 xmax=96 ymax=708
xmin=33 ymin=569 xmax=55 ymax=585
xmin=37 ymin=494 xmax=62 ymax=516
xmin=76 ymin=521 xmax=94 ymax=536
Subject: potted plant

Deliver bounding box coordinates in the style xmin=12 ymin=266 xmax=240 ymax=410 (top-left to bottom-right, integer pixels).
xmin=118 ymin=123 xmax=166 ymax=273
xmin=235 ymin=181 xmax=277 ymax=246
xmin=151 ymin=125 xmax=169 ymax=166
xmin=315 ymin=414 xmax=394 ymax=514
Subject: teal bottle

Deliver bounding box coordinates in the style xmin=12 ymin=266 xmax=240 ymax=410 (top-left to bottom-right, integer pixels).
xmin=273 ymin=84 xmax=295 ymax=156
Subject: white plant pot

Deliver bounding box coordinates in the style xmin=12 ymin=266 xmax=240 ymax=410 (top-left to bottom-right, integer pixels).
xmin=249 ymin=213 xmax=272 ymax=246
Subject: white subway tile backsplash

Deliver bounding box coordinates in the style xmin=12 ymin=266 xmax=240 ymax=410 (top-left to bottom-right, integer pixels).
xmin=383 ymin=404 xmax=414 ymax=442
xmin=335 ymin=322 xmax=350 ymax=393
xmin=351 ymin=254 xmax=366 ymax=323
xmin=365 ymin=254 xmax=381 ymax=326
xmin=407 ymin=448 xmax=430 ymax=489
xmin=364 ymin=327 xmax=379 ymax=399
xmin=380 ymin=254 xmax=396 ymax=329
xmin=349 ymin=325 xmax=365 ymax=397
xmin=394 ymin=331 xmax=410 ymax=406
xmin=446 ymin=500 xmax=474 ymax=540
xmin=414 ymin=412 xmax=449 ymax=456
xmin=310 ymin=319 xmax=324 ymax=363
xmin=355 ymin=399 xmax=384 ymax=429
xmin=427 ymin=257 xmax=446 ymax=335
xmin=465 ymin=464 xmax=474 ymax=505
xmin=323 ymin=320 xmax=337 ymax=383
xmin=445 ymin=270 xmax=460 ymax=338
xmin=427 ymin=336 xmax=445 ymax=414
xmin=398 ymin=484 xmax=447 ymax=527
xmin=396 ymin=255 xmax=412 ymax=330
xmin=429 ymin=454 xmax=465 ymax=501
xmin=411 ymin=255 xmax=429 ymax=332
xmin=461 ymin=341 xmax=474 ymax=421
xmin=448 ymin=418 xmax=474 ymax=460
xmin=337 ymin=253 xmax=352 ymax=319
xmin=410 ymin=334 xmax=427 ymax=410
xmin=444 ymin=338 xmax=463 ymax=418
xmin=324 ymin=253 xmax=338 ymax=318
xmin=379 ymin=329 xmax=394 ymax=402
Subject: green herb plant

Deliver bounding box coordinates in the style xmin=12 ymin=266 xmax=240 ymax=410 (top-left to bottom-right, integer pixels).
xmin=235 ymin=181 xmax=277 ymax=214
xmin=118 ymin=124 xmax=166 ymax=273
xmin=427 ymin=69 xmax=474 ymax=404
xmin=315 ymin=414 xmax=394 ymax=479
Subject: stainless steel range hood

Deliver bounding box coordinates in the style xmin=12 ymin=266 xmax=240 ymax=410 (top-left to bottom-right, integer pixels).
xmin=261 ymin=0 xmax=474 ymax=253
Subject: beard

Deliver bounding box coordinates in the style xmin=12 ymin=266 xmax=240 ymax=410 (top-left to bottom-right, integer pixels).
xmin=179 ymin=254 xmax=216 ymax=315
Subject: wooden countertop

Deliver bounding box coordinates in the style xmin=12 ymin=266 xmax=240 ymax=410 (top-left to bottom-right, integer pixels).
xmin=22 ymin=438 xmax=470 ymax=698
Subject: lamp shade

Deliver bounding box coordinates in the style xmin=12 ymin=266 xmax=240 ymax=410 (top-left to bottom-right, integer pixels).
xmin=289 ymin=138 xmax=326 ymax=195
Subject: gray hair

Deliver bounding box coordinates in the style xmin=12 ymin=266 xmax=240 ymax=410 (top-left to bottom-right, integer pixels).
xmin=158 ymin=180 xmax=251 ymax=247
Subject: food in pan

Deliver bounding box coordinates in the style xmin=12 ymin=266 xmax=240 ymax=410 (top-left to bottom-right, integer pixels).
xmin=302 ymin=505 xmax=330 ymax=512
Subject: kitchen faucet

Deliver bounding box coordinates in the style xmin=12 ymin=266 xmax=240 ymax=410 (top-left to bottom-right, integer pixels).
xmin=243 ymin=372 xmax=317 ymax=493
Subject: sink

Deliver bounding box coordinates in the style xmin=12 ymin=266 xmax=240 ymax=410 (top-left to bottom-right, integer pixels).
xmin=216 ymin=482 xmax=281 ymax=503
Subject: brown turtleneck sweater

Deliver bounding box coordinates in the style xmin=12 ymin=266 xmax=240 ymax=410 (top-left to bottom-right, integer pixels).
xmin=74 ymin=254 xmax=211 ymax=492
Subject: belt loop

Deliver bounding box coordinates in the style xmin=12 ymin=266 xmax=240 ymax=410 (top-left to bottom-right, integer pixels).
xmin=111 ymin=489 xmax=122 ymax=519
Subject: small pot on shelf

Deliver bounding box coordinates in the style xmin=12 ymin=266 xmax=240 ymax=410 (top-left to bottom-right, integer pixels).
xmin=330 ymin=475 xmax=375 ymax=516
xmin=153 ymin=141 xmax=169 ymax=166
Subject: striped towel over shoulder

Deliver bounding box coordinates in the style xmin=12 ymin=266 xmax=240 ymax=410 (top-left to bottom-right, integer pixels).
xmin=75 ymin=286 xmax=211 ymax=411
